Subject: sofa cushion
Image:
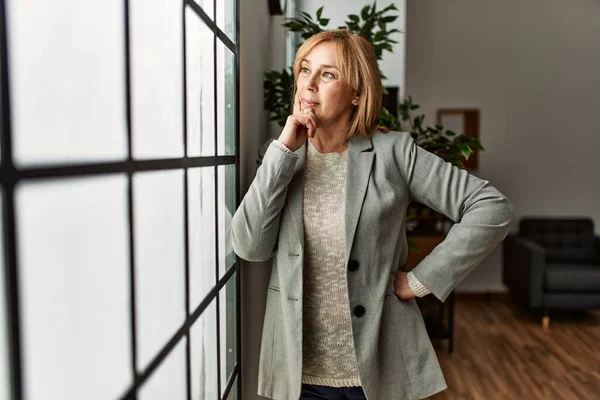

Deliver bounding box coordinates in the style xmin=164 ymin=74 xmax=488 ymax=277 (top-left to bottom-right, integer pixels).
xmin=545 ymin=263 xmax=600 ymax=292
xmin=520 ymin=218 xmax=596 ymax=262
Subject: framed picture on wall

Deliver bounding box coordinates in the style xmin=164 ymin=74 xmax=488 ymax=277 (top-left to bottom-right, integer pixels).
xmin=436 ymin=108 xmax=480 ymax=171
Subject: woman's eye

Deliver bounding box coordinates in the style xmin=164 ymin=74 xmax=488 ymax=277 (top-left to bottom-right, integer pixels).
xmin=323 ymin=72 xmax=335 ymax=79
xmin=301 ymin=67 xmax=310 ymax=74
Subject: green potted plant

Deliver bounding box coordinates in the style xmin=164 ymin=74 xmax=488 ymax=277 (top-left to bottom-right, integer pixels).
xmin=399 ymin=97 xmax=484 ymax=238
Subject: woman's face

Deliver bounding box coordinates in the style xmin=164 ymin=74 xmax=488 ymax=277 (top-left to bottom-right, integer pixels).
xmin=296 ymin=42 xmax=356 ymax=126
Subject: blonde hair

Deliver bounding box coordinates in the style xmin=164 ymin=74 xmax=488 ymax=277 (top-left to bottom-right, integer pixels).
xmin=292 ymin=29 xmax=387 ymax=139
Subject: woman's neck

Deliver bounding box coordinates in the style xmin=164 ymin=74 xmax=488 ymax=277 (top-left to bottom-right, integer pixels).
xmin=309 ymin=133 xmax=348 ymax=154
xmin=310 ymin=118 xmax=351 ymax=153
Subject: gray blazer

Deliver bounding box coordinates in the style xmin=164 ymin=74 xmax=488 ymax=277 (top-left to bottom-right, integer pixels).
xmin=231 ymin=131 xmax=515 ymax=400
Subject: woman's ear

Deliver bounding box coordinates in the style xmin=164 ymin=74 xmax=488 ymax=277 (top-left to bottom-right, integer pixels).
xmin=352 ymin=97 xmax=359 ymax=105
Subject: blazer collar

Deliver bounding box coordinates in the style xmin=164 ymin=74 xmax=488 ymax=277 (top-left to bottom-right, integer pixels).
xmin=345 ymin=136 xmax=374 ymax=259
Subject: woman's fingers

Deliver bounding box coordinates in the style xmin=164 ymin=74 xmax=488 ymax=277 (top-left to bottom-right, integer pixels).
xmin=301 ymin=112 xmax=316 ymax=138
xmin=306 ymin=118 xmax=315 ymax=138
xmin=281 ymin=104 xmax=317 ymax=147
xmin=293 ymin=111 xmax=317 ymax=135
xmin=293 ymin=97 xmax=301 ymax=115
xmin=277 ymin=104 xmax=318 ymax=151
xmin=294 ymin=117 xmax=314 ymax=138
xmin=300 ymin=109 xmax=318 ymax=136
xmin=394 ymin=271 xmax=415 ymax=300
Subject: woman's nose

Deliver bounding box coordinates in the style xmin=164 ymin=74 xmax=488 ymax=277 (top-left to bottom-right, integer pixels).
xmin=307 ymin=74 xmax=318 ymax=92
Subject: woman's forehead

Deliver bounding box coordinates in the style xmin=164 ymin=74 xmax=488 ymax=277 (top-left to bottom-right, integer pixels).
xmin=304 ymin=42 xmax=341 ymax=67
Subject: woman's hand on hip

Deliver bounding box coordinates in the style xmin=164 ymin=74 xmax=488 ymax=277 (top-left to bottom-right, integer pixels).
xmin=277 ymin=97 xmax=318 ymax=152
xmin=394 ymin=271 xmax=416 ymax=301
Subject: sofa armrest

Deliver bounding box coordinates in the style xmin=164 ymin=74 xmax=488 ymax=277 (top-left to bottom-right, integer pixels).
xmin=503 ymin=234 xmax=547 ymax=308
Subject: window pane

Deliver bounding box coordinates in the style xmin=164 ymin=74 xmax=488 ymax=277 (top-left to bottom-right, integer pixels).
xmin=219 ymin=272 xmax=237 ymax=395
xmin=218 ymin=165 xmax=236 ymax=278
xmin=191 ymin=300 xmax=218 ymax=400
xmin=0 ymin=190 xmax=9 ymax=400
xmin=7 ymin=0 xmax=127 ymax=166
xmin=188 ymin=168 xmax=216 ymax=310
xmin=217 ymin=40 xmax=236 ymax=156
xmin=185 ymin=7 xmax=215 ymax=157
xmin=130 ymin=0 xmax=184 ymax=159
xmin=134 ymin=170 xmax=186 ymax=369
xmin=15 ymin=175 xmax=132 ymax=400
xmin=139 ymin=339 xmax=187 ymax=400
xmin=216 ymin=0 xmax=236 ymax=42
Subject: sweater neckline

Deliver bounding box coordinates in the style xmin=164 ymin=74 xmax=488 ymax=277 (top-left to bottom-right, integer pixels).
xmin=307 ymin=138 xmax=349 ymax=156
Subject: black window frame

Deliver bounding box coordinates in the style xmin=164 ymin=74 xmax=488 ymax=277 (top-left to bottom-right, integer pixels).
xmin=0 ymin=0 xmax=241 ymax=398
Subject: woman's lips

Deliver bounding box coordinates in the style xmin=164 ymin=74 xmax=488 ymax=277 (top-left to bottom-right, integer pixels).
xmin=302 ymin=99 xmax=319 ymax=108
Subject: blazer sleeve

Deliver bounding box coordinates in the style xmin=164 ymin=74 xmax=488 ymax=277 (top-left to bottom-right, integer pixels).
xmin=398 ymin=133 xmax=516 ymax=302
xmin=230 ymin=140 xmax=299 ymax=262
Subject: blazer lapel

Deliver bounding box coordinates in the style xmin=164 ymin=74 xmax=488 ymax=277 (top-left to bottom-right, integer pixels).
xmin=286 ymin=142 xmax=307 ymax=248
xmin=345 ymin=136 xmax=374 ymax=259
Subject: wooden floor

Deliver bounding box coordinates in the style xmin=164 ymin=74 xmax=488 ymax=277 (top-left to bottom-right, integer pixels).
xmin=427 ymin=297 xmax=600 ymax=400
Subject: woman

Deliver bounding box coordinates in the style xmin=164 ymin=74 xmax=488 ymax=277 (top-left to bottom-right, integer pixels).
xmin=231 ymin=30 xmax=514 ymax=400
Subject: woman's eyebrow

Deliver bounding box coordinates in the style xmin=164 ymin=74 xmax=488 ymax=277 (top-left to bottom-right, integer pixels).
xmin=301 ymin=59 xmax=338 ymax=69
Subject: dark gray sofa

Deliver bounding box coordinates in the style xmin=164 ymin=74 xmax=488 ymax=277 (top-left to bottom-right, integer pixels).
xmin=502 ymin=217 xmax=600 ymax=327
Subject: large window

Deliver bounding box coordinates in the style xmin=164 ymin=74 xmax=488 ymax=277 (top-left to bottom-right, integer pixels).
xmin=0 ymin=1 xmax=239 ymax=399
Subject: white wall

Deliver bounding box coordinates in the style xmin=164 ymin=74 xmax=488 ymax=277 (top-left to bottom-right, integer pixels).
xmin=239 ymin=2 xmax=276 ymax=399
xmin=298 ymin=0 xmax=406 ymax=97
xmin=406 ymin=0 xmax=600 ymax=292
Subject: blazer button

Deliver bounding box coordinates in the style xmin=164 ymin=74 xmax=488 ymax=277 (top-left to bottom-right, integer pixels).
xmin=353 ymin=305 xmax=366 ymax=317
xmin=348 ymin=260 xmax=359 ymax=272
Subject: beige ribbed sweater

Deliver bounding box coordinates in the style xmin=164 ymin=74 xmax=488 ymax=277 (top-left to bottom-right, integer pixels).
xmin=301 ymin=139 xmax=361 ymax=387
xmin=273 ymin=139 xmax=431 ymax=387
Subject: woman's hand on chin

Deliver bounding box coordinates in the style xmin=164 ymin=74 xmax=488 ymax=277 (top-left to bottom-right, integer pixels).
xmin=278 ymin=97 xmax=318 ymax=152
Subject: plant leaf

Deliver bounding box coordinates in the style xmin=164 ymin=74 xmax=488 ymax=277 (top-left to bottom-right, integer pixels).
xmin=381 ymin=16 xmax=398 ymax=23
xmin=316 ymin=6 xmax=323 ymax=20
xmin=361 ymin=5 xmax=370 ymax=20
